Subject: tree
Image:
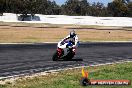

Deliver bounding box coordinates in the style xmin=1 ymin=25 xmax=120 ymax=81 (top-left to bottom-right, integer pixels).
xmin=62 ymin=0 xmax=80 ymax=15
xmin=35 ymin=0 xmax=48 ymax=14
xmin=127 ymin=2 xmax=132 ymax=16
xmin=108 ymin=0 xmax=129 ymax=16
xmin=89 ymin=2 xmax=108 ymax=16
xmin=80 ymin=0 xmax=90 ymax=15
xmin=62 ymin=0 xmax=90 ymax=15
xmin=0 ymin=0 xmax=130 ymax=17
xmin=0 ymin=0 xmax=5 ymax=15
xmin=45 ymin=1 xmax=61 ymax=15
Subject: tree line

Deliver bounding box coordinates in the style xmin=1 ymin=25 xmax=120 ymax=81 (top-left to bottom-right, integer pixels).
xmin=0 ymin=0 xmax=131 ymax=17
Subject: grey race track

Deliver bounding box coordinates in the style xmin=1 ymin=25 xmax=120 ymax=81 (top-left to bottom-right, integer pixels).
xmin=0 ymin=42 xmax=132 ymax=78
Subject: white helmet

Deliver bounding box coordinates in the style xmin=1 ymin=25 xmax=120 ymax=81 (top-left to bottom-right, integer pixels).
xmin=70 ymin=30 xmax=76 ymax=38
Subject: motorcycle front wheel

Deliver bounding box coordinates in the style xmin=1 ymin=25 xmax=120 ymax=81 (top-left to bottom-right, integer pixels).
xmin=52 ymin=51 xmax=59 ymax=61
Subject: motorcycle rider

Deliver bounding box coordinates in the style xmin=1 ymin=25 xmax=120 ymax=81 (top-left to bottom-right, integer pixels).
xmin=54 ymin=30 xmax=79 ymax=59
xmin=58 ymin=30 xmax=79 ymax=49
xmin=52 ymin=30 xmax=79 ymax=61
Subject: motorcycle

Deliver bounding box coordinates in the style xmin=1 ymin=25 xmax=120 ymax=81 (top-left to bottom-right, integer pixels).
xmin=52 ymin=40 xmax=79 ymax=61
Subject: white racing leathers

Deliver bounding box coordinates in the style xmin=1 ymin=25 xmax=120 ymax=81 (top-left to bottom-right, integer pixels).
xmin=57 ymin=34 xmax=79 ymax=56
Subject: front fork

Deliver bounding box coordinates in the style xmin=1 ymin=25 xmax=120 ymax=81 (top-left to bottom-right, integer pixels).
xmin=57 ymin=48 xmax=63 ymax=58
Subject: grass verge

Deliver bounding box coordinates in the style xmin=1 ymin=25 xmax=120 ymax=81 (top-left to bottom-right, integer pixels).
xmin=0 ymin=62 xmax=132 ymax=88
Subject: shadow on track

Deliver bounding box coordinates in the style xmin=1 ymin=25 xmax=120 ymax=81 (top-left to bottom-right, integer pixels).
xmin=54 ymin=58 xmax=83 ymax=61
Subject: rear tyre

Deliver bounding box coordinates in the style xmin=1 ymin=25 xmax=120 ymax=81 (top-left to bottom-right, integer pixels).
xmin=52 ymin=52 xmax=59 ymax=61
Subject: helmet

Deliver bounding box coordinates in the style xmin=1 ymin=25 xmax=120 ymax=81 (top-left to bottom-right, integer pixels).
xmin=70 ymin=30 xmax=76 ymax=38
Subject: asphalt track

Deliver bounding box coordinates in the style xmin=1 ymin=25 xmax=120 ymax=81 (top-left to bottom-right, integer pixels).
xmin=0 ymin=42 xmax=132 ymax=78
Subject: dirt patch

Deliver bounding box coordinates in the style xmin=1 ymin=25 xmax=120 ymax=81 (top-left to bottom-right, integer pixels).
xmin=0 ymin=25 xmax=132 ymax=43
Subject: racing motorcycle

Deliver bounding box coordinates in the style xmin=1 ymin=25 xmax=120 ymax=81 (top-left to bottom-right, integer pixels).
xmin=52 ymin=35 xmax=79 ymax=61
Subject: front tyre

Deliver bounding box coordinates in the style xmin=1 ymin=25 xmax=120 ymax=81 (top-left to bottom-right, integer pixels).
xmin=52 ymin=52 xmax=59 ymax=61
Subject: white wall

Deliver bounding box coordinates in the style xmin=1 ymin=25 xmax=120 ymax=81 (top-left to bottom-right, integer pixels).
xmin=0 ymin=13 xmax=132 ymax=27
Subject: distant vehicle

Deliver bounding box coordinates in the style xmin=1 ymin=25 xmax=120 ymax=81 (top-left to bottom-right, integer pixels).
xmin=18 ymin=14 xmax=40 ymax=21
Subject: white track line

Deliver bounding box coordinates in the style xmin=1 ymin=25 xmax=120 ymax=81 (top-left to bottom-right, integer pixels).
xmin=1 ymin=41 xmax=132 ymax=45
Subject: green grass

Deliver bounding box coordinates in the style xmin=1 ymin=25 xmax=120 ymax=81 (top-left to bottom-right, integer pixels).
xmin=0 ymin=62 xmax=132 ymax=88
xmin=0 ymin=85 xmax=6 ymax=88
